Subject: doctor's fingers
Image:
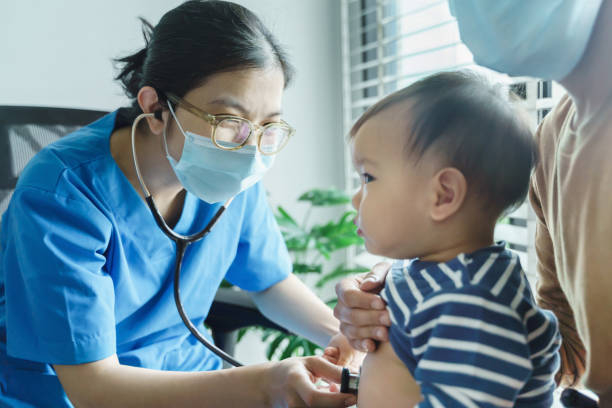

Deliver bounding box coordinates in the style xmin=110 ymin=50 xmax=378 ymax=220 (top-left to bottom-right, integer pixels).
xmin=294 ymin=358 xmax=357 ymax=407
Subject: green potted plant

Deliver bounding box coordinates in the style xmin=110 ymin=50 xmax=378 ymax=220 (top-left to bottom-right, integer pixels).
xmin=238 ymin=187 xmax=369 ymax=360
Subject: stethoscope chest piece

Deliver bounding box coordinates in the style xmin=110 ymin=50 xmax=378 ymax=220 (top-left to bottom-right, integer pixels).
xmin=340 ymin=367 xmax=360 ymax=395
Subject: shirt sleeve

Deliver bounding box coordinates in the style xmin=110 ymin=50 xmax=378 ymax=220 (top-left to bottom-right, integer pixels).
xmin=529 ymin=123 xmax=586 ymax=387
xmin=2 ymin=183 xmax=116 ymax=365
xmin=223 ymin=182 xmax=292 ymax=292
xmin=404 ymin=288 xmax=532 ymax=407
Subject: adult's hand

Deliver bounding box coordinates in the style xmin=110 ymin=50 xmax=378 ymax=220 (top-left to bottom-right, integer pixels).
xmin=55 ymin=354 xmax=355 ymax=408
xmin=334 ymin=262 xmax=391 ymax=352
xmin=323 ymin=333 xmax=365 ymax=373
xmin=265 ymin=356 xmax=357 ymax=407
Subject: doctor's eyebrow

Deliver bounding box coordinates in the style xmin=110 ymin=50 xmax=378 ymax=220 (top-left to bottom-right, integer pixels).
xmin=208 ymin=96 xmax=282 ymax=118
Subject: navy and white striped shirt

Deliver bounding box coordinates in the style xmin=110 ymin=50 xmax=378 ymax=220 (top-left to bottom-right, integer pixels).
xmin=380 ymin=242 xmax=560 ymax=407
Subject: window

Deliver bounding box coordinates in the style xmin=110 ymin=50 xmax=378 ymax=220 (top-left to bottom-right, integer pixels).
xmin=341 ymin=0 xmax=550 ymax=283
xmin=342 ymin=0 xmax=475 ymax=192
xmin=538 ymin=108 xmax=552 ymax=123
xmin=510 ymin=82 xmax=527 ymax=100
xmin=538 ymin=80 xmax=552 ymax=99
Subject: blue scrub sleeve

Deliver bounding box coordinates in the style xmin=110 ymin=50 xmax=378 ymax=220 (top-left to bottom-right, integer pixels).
xmin=3 ymin=185 xmax=116 ymax=365
xmin=223 ymin=183 xmax=292 ymax=292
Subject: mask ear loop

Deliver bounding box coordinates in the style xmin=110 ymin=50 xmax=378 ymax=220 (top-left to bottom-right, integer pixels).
xmin=165 ymin=101 xmax=190 ymax=161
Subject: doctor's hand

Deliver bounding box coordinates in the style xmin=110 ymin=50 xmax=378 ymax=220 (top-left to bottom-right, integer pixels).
xmin=265 ymin=356 xmax=357 ymax=407
xmin=334 ymin=262 xmax=391 ymax=352
xmin=323 ymin=333 xmax=365 ymax=373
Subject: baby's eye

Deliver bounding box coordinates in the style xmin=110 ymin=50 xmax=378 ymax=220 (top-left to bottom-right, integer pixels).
xmin=362 ymin=173 xmax=375 ymax=183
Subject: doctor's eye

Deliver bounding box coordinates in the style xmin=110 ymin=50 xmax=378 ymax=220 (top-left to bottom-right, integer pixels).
xmin=361 ymin=173 xmax=375 ymax=183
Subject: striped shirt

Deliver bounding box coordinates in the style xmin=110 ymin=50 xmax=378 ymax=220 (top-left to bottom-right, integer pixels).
xmin=380 ymin=242 xmax=560 ymax=407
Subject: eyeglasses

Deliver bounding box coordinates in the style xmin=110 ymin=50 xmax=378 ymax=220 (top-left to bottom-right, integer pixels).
xmin=165 ymin=92 xmax=295 ymax=155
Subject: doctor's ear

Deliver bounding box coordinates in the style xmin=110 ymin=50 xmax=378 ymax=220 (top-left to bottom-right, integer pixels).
xmin=137 ymin=86 xmax=166 ymax=135
xmin=428 ymin=167 xmax=467 ymax=222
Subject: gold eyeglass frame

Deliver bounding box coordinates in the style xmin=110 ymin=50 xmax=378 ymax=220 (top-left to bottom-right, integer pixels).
xmin=165 ymin=92 xmax=295 ymax=156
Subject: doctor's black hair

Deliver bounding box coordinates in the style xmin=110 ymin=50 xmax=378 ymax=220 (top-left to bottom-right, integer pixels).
xmin=114 ymin=0 xmax=294 ymax=121
xmin=350 ymin=70 xmax=538 ymax=218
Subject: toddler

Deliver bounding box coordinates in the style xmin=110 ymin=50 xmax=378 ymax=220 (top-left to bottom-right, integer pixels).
xmin=350 ymin=71 xmax=560 ymax=407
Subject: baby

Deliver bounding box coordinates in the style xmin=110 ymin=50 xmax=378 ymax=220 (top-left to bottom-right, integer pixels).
xmin=350 ymin=71 xmax=560 ymax=407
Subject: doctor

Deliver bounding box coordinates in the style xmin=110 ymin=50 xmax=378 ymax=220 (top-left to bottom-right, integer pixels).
xmin=0 ymin=1 xmax=358 ymax=407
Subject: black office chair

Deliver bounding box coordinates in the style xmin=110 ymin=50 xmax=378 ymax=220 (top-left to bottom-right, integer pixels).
xmin=0 ymin=105 xmax=286 ymax=357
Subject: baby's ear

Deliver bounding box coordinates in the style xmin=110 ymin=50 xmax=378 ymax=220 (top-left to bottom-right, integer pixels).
xmin=429 ymin=167 xmax=467 ymax=222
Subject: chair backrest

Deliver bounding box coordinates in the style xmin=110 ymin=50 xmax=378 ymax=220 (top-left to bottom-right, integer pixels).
xmin=0 ymin=106 xmax=108 ymax=217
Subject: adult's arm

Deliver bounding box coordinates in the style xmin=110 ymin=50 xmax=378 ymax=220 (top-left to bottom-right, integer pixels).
xmin=251 ymin=274 xmax=339 ymax=347
xmin=529 ymin=155 xmax=586 ymax=387
xmin=54 ymin=354 xmax=355 ymax=408
xmin=251 ymin=273 xmax=364 ymax=369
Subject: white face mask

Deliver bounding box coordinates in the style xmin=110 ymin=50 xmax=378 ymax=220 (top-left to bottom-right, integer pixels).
xmin=165 ymin=103 xmax=274 ymax=203
xmin=449 ymin=0 xmax=603 ymax=80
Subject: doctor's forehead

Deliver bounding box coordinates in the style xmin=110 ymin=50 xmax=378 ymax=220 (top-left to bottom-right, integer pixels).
xmin=183 ymin=68 xmax=285 ymax=117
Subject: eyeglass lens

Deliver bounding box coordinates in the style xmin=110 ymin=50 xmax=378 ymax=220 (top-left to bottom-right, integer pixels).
xmin=215 ymin=118 xmax=290 ymax=153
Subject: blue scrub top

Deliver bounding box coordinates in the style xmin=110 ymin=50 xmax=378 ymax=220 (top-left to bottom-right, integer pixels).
xmin=0 ymin=111 xmax=292 ymax=407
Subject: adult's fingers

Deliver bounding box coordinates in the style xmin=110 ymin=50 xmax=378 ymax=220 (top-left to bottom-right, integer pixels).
xmin=296 ymin=358 xmax=356 ymax=407
xmin=305 ymin=356 xmax=344 ymax=384
xmin=335 ymin=277 xmax=386 ymax=310
xmin=339 ymin=323 xmax=388 ymax=343
xmin=322 ymin=347 xmax=339 ymax=364
xmin=349 ymin=338 xmax=377 ymax=353
xmin=359 ymin=262 xmax=391 ymax=292
xmin=334 ymin=305 xmax=390 ymax=327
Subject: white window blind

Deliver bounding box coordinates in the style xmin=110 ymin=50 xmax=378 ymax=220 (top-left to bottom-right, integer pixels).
xmin=341 ymin=0 xmax=565 ymax=289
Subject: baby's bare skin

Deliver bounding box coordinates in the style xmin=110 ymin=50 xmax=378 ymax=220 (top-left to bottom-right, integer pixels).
xmin=358 ymin=341 xmax=422 ymax=407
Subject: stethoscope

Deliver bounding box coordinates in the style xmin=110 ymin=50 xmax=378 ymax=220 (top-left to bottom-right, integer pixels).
xmin=131 ymin=111 xmax=242 ymax=368
xmin=130 ymin=109 xmax=361 ymax=393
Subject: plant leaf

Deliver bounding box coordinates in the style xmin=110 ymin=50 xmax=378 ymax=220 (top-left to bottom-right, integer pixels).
xmin=280 ymin=335 xmax=303 ymax=360
xmin=266 ymin=332 xmax=286 ymax=360
xmin=237 ymin=327 xmax=249 ymax=343
xmin=275 ymin=205 xmax=299 ymax=228
xmin=292 ymin=263 xmax=323 ymax=274
xmin=298 ymin=188 xmax=351 ymax=206
xmin=218 ymin=279 xmax=234 ymax=289
xmin=310 ymin=210 xmax=363 ymax=255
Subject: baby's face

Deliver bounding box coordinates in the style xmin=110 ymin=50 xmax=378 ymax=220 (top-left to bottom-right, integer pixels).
xmin=351 ymin=106 xmax=437 ymax=260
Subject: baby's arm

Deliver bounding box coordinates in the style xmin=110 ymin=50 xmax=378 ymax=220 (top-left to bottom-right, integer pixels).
xmin=358 ymin=341 xmax=422 ymax=408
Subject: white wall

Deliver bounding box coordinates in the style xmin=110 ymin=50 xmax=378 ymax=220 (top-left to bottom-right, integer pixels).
xmin=0 ymin=0 xmax=345 ymax=217
xmin=1 ymin=0 xmax=344 ymax=364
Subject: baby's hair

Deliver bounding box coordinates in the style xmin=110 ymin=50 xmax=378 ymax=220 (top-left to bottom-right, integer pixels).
xmin=350 ymin=70 xmax=538 ymax=217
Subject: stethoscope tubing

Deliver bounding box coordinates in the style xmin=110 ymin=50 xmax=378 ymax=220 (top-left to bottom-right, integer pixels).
xmin=132 ymin=112 xmax=243 ymax=368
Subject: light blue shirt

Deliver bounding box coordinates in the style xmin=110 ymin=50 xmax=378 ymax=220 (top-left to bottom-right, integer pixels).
xmin=0 ymin=111 xmax=291 ymax=407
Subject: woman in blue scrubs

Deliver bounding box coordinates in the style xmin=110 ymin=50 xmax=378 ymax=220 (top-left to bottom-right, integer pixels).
xmin=0 ymin=1 xmax=359 ymax=407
